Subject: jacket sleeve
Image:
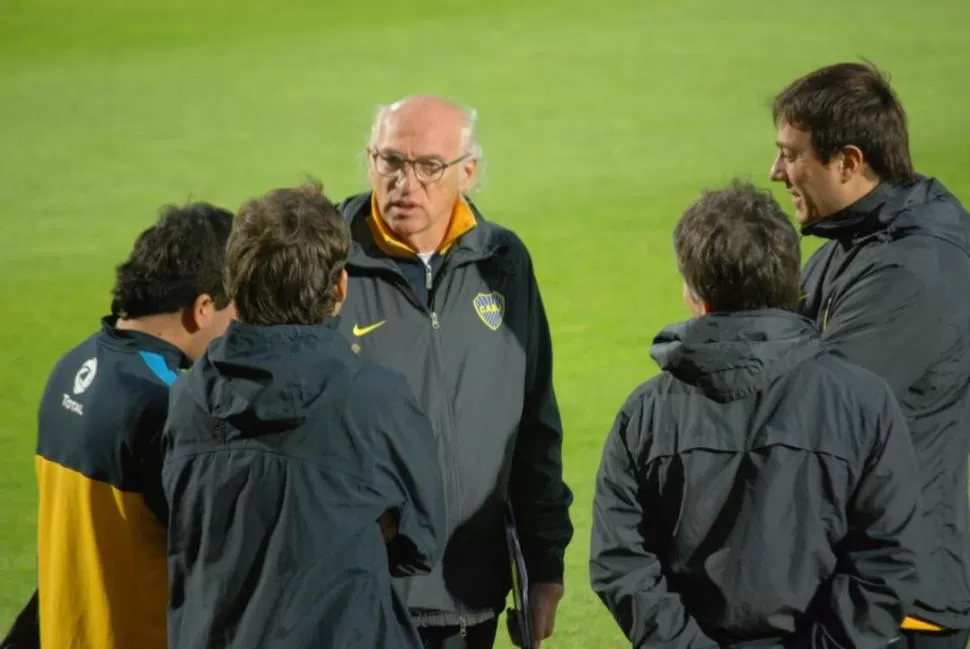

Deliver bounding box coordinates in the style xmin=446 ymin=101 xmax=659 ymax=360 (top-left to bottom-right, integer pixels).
xmin=508 ymin=252 xmax=575 ymax=585
xmin=590 ymin=400 xmax=719 ymax=649
xmin=133 ymin=394 xmax=169 ymax=526
xmin=799 ymin=388 xmax=921 ymax=649
xmin=373 ymin=373 xmax=447 ymax=577
xmin=0 ymin=590 xmax=39 ymax=649
xmin=820 ymin=262 xmax=939 ymax=396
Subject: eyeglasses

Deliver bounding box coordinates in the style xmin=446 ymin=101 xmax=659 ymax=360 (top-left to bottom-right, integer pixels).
xmin=370 ymin=149 xmax=472 ymax=183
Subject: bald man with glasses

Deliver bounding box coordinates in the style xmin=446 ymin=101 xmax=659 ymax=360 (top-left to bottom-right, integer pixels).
xmin=335 ymin=96 xmax=574 ymax=649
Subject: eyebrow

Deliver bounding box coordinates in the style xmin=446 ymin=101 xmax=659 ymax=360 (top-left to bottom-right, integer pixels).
xmin=376 ymin=147 xmax=447 ymax=163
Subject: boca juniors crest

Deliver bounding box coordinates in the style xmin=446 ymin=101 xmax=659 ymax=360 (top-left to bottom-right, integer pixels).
xmin=473 ymin=292 xmax=505 ymax=331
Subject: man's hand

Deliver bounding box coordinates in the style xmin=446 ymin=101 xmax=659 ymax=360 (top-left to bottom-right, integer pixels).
xmin=529 ymin=582 xmax=564 ymax=647
xmin=378 ymin=510 xmax=398 ymax=543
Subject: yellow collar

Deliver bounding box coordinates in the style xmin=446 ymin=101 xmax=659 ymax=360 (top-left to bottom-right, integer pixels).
xmin=367 ymin=193 xmax=477 ymax=259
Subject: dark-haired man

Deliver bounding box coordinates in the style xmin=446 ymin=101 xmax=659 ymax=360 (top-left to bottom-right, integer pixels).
xmin=771 ymin=61 xmax=970 ymax=649
xmin=20 ymin=203 xmax=234 ymax=649
xmin=162 ymin=182 xmax=445 ymax=649
xmin=590 ymin=180 xmax=922 ymax=649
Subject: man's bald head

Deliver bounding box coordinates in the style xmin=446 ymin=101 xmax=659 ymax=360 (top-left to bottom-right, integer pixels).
xmin=369 ymin=96 xmax=481 ymax=162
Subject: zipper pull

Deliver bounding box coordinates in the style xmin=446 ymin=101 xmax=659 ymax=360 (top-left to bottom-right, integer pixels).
xmin=459 ymin=617 xmax=467 ymax=638
xmin=425 ymin=264 xmax=433 ymax=290
xmin=430 ymin=312 xmax=440 ymax=329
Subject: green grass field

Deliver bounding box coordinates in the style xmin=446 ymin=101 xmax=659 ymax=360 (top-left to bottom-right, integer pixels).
xmin=2 ymin=0 xmax=969 ymax=646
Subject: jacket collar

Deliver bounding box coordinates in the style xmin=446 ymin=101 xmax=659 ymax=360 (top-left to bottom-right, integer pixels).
xmin=98 ymin=315 xmax=192 ymax=369
xmin=801 ymin=182 xmax=900 ymax=241
xmin=366 ymin=193 xmax=477 ymax=259
xmin=343 ymin=192 xmax=502 ymax=271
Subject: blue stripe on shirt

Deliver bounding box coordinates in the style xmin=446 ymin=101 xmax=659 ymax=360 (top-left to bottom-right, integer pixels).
xmin=139 ymin=351 xmax=179 ymax=386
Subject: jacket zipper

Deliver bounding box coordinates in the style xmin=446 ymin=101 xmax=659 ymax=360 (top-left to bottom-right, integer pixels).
xmin=427 ymin=259 xmax=468 ymax=624
xmin=352 ymin=255 xmax=483 ymax=621
xmin=378 ymin=269 xmax=456 ymax=526
xmin=426 ymin=265 xmax=440 ymax=329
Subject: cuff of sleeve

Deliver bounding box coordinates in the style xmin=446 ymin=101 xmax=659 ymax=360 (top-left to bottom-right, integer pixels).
xmin=525 ymin=550 xmax=566 ymax=585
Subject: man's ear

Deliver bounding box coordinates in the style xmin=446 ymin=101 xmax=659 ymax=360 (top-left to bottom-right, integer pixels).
xmin=458 ymin=157 xmax=478 ymax=193
xmin=681 ymin=281 xmax=710 ymax=317
xmin=181 ymin=294 xmax=215 ymax=333
xmin=839 ymin=144 xmax=866 ymax=182
xmin=330 ymin=269 xmax=349 ymax=317
xmin=335 ymin=269 xmax=348 ymax=304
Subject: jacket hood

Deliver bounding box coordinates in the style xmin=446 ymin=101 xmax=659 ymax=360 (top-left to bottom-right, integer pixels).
xmin=803 ymin=175 xmax=970 ymax=254
xmin=651 ymin=310 xmax=821 ymax=402
xmin=185 ymin=318 xmax=353 ymax=438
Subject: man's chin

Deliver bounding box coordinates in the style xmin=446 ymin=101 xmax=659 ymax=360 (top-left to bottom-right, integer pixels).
xmin=796 ymin=211 xmax=826 ymax=227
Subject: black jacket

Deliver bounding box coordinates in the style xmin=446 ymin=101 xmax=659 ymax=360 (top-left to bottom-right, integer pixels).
xmin=162 ymin=319 xmax=446 ymax=649
xmin=0 ymin=583 xmax=37 ymax=649
xmin=335 ymin=193 xmax=574 ymax=627
xmin=590 ymin=310 xmax=922 ymax=649
xmin=26 ymin=317 xmax=185 ymax=649
xmin=800 ymin=176 xmax=970 ymax=630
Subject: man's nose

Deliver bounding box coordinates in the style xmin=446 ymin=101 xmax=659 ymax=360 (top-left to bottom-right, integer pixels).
xmin=769 ymin=154 xmax=786 ymax=182
xmin=390 ymin=163 xmax=418 ymax=190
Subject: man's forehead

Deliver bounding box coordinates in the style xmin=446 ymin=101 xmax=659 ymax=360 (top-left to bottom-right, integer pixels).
xmin=776 ymin=122 xmax=811 ymax=149
xmin=376 ymin=103 xmax=465 ymax=156
xmin=376 ymin=121 xmax=462 ymax=158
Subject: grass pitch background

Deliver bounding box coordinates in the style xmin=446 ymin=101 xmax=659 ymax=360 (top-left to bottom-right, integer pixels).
xmin=2 ymin=0 xmax=969 ymax=646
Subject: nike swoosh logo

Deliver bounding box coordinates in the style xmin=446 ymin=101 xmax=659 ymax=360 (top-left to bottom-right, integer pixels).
xmin=353 ymin=321 xmax=386 ymax=337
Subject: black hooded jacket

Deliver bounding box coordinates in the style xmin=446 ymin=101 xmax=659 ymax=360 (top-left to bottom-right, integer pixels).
xmin=590 ymin=310 xmax=922 ymax=649
xmin=162 ymin=319 xmax=445 ymax=649
xmin=800 ymin=176 xmax=970 ymax=630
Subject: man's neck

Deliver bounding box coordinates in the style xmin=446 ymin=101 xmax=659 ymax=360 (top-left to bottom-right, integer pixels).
xmin=840 ymin=176 xmax=881 ymax=213
xmin=115 ymin=314 xmax=184 ymax=350
xmin=404 ymin=224 xmax=450 ymax=255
